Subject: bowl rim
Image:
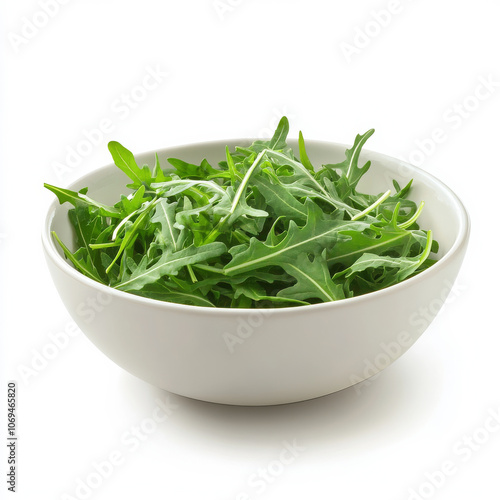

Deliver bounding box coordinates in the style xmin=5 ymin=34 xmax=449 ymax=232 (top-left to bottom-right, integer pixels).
xmin=41 ymin=137 xmax=471 ymax=316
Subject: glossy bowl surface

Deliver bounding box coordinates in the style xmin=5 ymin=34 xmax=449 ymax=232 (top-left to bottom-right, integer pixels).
xmin=42 ymin=139 xmax=470 ymax=405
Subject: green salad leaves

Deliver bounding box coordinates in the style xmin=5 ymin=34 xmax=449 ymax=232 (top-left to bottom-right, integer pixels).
xmin=45 ymin=117 xmax=438 ymax=308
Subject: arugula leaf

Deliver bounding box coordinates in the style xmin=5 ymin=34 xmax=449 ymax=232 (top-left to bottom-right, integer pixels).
xmin=134 ymin=278 xmax=217 ymax=308
xmin=109 ymin=142 xmax=170 ymax=188
xmin=333 ymin=231 xmax=433 ymax=293
xmin=51 ymin=231 xmax=105 ymax=284
xmin=168 ymin=157 xmax=226 ymax=181
xmin=117 ymin=185 xmax=151 ymax=215
xmin=108 ymin=141 xmax=145 ymax=188
xmin=45 ymin=116 xmax=439 ymax=308
xmin=116 ymin=242 xmax=227 ymax=292
xmin=298 ymin=131 xmax=315 ymax=174
xmin=224 ymin=202 xmax=370 ymax=276
xmin=318 ymin=129 xmax=374 ymax=198
xmin=106 ymin=199 xmax=159 ymax=273
xmin=68 ymin=205 xmax=108 ymax=278
xmin=251 ymin=175 xmax=308 ymax=222
xmin=234 ymin=281 xmax=310 ymax=307
xmin=151 ymin=200 xmax=181 ymax=251
xmin=268 ymin=116 xmax=289 ymax=150
xmin=327 ymin=225 xmax=413 ymax=267
xmin=44 ymin=183 xmax=120 ymax=217
xmin=278 ymin=252 xmax=345 ymax=302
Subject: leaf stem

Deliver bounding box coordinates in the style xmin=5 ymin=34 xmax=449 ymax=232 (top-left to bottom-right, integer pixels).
xmin=106 ymin=200 xmax=160 ymax=274
xmin=230 ymin=149 xmax=267 ymax=214
xmin=201 ymin=150 xmax=267 ymax=245
xmin=112 ymin=209 xmax=139 ymax=241
xmin=226 ymin=146 xmax=242 ymax=184
xmin=193 ymin=263 xmax=225 ymax=274
xmin=187 ymin=264 xmax=198 ymax=283
xmin=398 ymin=201 xmax=425 ymax=229
xmin=264 ymin=149 xmax=329 ymax=197
xmin=351 ymin=189 xmax=391 ymax=221
xmin=89 ymin=241 xmax=122 ymax=249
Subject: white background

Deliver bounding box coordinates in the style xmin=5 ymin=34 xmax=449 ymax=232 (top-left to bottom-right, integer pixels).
xmin=1 ymin=1 xmax=499 ymax=499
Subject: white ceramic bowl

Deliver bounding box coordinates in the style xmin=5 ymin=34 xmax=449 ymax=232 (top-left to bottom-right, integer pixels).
xmin=42 ymin=139 xmax=470 ymax=405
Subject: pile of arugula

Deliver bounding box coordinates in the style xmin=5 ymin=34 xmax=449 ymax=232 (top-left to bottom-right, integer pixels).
xmin=45 ymin=117 xmax=438 ymax=308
